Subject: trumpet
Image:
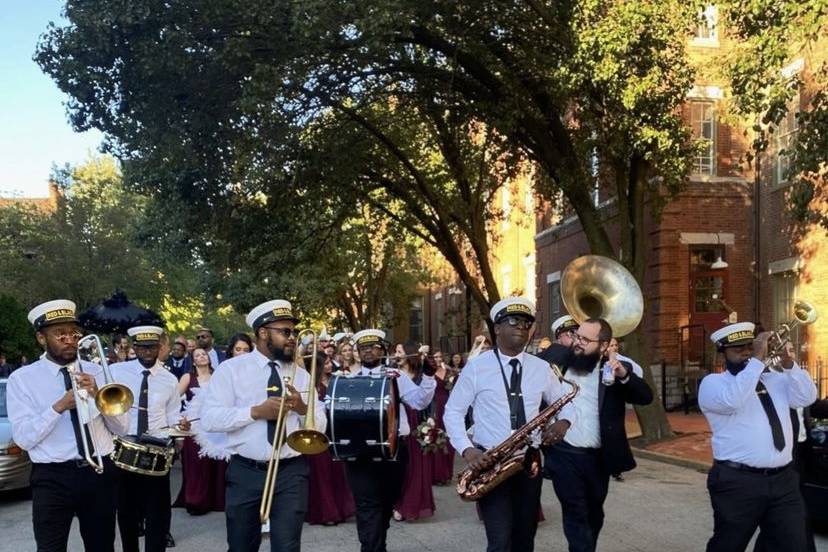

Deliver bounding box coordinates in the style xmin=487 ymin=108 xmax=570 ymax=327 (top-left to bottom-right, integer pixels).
xmin=259 ymin=329 xmax=329 ymax=523
xmin=764 ymin=300 xmax=818 ymax=372
xmin=70 ymin=334 xmax=135 ymax=473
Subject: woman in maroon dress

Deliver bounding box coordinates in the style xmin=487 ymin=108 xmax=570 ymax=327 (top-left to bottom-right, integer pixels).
xmin=393 ymin=352 xmax=435 ymax=521
xmin=430 ymin=351 xmax=456 ymax=485
xmin=305 ymin=353 xmax=355 ymax=525
xmin=173 ymin=347 xmax=228 ymax=514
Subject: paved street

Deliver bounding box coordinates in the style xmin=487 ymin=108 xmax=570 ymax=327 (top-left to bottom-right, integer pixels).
xmin=1 ymin=457 xmax=825 ymax=551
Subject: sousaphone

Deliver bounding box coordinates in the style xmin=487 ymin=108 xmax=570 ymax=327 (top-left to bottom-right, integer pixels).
xmin=560 ymin=255 xmax=643 ymax=337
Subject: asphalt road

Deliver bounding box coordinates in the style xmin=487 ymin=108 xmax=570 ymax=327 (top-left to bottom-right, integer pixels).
xmin=1 ymin=457 xmax=825 ymax=551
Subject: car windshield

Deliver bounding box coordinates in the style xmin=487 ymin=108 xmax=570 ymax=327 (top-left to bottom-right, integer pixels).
xmin=0 ymin=382 xmax=7 ymax=418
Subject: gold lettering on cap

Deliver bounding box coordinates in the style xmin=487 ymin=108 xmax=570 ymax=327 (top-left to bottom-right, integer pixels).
xmin=505 ymin=304 xmax=531 ymax=315
xmin=135 ymin=332 xmax=159 ymax=342
xmin=272 ymin=307 xmax=292 ymax=316
xmin=726 ymin=330 xmax=754 ymax=343
xmin=44 ymin=308 xmax=74 ymax=321
xmin=357 ymin=335 xmax=380 ymax=345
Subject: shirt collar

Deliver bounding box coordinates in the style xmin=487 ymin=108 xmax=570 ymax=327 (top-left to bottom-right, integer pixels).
xmin=252 ymin=347 xmax=291 ymax=372
xmin=43 ymin=355 xmax=66 ymax=376
xmin=496 ymin=349 xmax=523 ymax=365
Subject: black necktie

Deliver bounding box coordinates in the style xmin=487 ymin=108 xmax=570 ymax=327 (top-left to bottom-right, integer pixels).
xmin=60 ymin=367 xmax=94 ymax=458
xmin=508 ymin=359 xmax=527 ymax=429
xmin=756 ymin=381 xmax=785 ymax=451
xmin=137 ymin=370 xmax=150 ymax=437
xmin=267 ymin=361 xmax=283 ymax=444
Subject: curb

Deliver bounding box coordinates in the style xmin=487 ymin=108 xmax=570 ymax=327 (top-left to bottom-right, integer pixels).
xmin=631 ymin=447 xmax=712 ymax=473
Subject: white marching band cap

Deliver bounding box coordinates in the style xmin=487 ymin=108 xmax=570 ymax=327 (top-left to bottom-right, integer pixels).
xmin=28 ymin=299 xmax=78 ymax=330
xmin=246 ymin=299 xmax=300 ymax=330
xmin=128 ymin=325 xmax=165 ymax=344
xmin=710 ymin=322 xmax=755 ymax=349
xmin=551 ymin=314 xmax=580 ymax=336
xmin=353 ymin=329 xmax=386 ymax=347
xmin=490 ymin=296 xmax=536 ymax=324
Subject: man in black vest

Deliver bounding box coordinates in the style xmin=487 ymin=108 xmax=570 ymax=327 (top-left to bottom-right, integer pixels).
xmin=542 ymin=317 xmax=653 ymax=552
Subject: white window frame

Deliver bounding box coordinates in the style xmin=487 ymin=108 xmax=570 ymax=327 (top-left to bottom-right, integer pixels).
xmin=690 ymin=100 xmax=717 ymax=176
xmin=692 ymin=5 xmax=719 ymax=47
xmin=775 ymin=92 xmax=800 ymax=186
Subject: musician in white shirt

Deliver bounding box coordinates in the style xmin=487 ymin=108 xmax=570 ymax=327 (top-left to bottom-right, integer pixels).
xmin=344 ymin=328 xmax=436 ymax=552
xmin=201 ymin=299 xmax=326 ymax=552
xmin=699 ymin=322 xmax=817 ymax=552
xmin=7 ymin=300 xmax=129 ymax=552
xmin=110 ymin=325 xmax=186 ymax=552
xmin=445 ymin=297 xmax=576 ymax=552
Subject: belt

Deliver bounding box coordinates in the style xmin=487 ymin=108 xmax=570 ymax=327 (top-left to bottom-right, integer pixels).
xmin=37 ymin=456 xmax=110 ymax=469
xmin=234 ymin=455 xmax=302 ymax=471
xmin=555 ymin=441 xmax=600 ymax=455
xmin=714 ymin=460 xmax=791 ymax=475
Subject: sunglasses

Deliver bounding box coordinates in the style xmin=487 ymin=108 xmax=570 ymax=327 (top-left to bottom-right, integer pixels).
xmin=264 ymin=326 xmax=300 ymax=338
xmin=502 ymin=316 xmax=533 ymax=330
xmin=52 ymin=331 xmax=84 ymax=343
xmin=196 ymin=334 xmax=211 ymax=339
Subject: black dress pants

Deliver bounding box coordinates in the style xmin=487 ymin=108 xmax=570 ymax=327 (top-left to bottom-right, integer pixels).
xmin=706 ymin=462 xmax=807 ymax=552
xmin=478 ymin=469 xmax=543 ymax=552
xmin=225 ymin=455 xmax=309 ymax=552
xmin=545 ymin=443 xmax=610 ymax=552
xmin=31 ymin=457 xmax=118 ymax=552
xmin=344 ymin=446 xmax=408 ymax=552
xmin=117 ymin=469 xmax=171 ymax=552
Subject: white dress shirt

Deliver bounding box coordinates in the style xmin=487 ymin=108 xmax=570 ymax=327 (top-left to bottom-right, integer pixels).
xmin=350 ymin=365 xmax=436 ymax=436
xmin=699 ymin=357 xmax=817 ymax=468
xmin=7 ymin=356 xmax=130 ymax=463
xmin=563 ymin=367 xmax=601 ymax=448
xmin=445 ymin=349 xmax=577 ymax=454
xmin=201 ymin=348 xmax=327 ymax=461
xmin=111 ymin=359 xmax=181 ymax=437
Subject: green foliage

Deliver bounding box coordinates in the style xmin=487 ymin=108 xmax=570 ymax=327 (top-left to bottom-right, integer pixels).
xmin=0 ymin=295 xmax=39 ymax=364
xmin=720 ymin=0 xmax=828 ymax=225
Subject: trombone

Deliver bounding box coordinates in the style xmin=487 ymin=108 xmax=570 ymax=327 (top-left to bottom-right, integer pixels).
xmin=259 ymin=329 xmax=330 ymax=523
xmin=69 ymin=334 xmax=135 ymax=473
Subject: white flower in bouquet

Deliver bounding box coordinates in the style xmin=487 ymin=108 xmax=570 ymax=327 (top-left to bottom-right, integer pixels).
xmin=427 ymin=417 xmax=435 ymax=426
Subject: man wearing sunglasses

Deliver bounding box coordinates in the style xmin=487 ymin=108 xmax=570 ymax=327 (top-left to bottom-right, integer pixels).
xmin=195 ymin=327 xmax=225 ymax=370
xmin=541 ymin=318 xmax=652 ymax=552
xmin=538 ymin=314 xmax=580 ymax=367
xmin=201 ymin=299 xmax=327 ymax=552
xmin=7 ymin=299 xmax=130 ymax=552
xmin=445 ymin=296 xmax=577 ymax=552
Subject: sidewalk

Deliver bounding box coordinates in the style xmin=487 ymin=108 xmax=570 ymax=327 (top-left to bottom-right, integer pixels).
xmin=625 ymin=410 xmax=713 ymax=468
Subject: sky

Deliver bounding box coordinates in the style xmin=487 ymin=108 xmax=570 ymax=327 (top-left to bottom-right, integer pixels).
xmin=0 ymin=3 xmax=103 ymax=198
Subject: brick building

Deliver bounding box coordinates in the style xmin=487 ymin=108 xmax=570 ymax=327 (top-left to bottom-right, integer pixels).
xmin=536 ymin=12 xmax=828 ymax=404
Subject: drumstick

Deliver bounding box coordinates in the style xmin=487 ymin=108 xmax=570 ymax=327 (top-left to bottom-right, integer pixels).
xmin=159 ymin=418 xmax=200 ymax=430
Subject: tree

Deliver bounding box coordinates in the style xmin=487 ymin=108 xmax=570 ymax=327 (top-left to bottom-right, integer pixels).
xmin=35 ymin=0 xmax=712 ymax=439
xmin=720 ymin=0 xmax=828 ymax=224
xmin=0 ymin=295 xmax=40 ymax=364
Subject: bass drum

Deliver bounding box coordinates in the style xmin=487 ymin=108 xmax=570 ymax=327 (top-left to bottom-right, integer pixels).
xmin=326 ymin=374 xmax=400 ymax=461
xmin=112 ymin=435 xmax=174 ymax=476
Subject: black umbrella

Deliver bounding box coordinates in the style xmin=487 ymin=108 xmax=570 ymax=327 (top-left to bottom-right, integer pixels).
xmin=78 ymin=290 xmax=164 ymax=336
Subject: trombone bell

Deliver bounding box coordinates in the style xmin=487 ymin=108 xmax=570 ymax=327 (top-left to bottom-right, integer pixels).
xmin=286 ymin=430 xmax=329 ymax=455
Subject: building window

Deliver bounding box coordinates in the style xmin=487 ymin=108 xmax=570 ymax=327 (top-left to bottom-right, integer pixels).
xmin=548 ymin=280 xmax=562 ymax=325
xmin=775 ymin=93 xmax=800 ymax=186
xmin=693 ymin=5 xmax=719 ymax=44
xmin=409 ymin=297 xmax=423 ymax=344
xmin=772 ymin=272 xmax=799 ymax=342
xmin=690 ymin=101 xmax=717 ymax=176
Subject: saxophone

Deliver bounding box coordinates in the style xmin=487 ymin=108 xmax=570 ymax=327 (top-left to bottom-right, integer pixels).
xmin=456 ymin=366 xmax=579 ymax=501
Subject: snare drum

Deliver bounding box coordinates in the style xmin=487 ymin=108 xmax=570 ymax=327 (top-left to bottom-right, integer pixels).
xmin=112 ymin=435 xmax=174 ymax=476
xmin=327 ymin=374 xmax=399 ymax=461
